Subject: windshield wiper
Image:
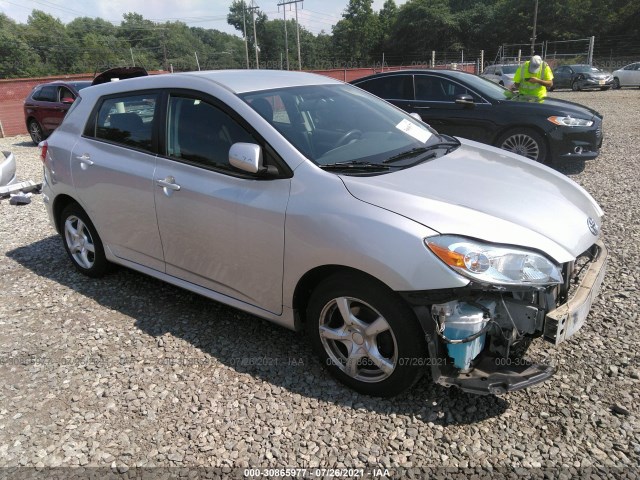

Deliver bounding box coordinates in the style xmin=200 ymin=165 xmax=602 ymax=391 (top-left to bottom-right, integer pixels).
xmin=318 ymin=161 xmax=392 ymax=171
xmin=384 ymin=138 xmax=460 ymax=164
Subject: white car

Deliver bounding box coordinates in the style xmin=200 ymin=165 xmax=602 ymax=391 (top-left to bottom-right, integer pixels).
xmin=40 ymin=70 xmax=607 ymax=396
xmin=612 ymin=62 xmax=640 ymax=89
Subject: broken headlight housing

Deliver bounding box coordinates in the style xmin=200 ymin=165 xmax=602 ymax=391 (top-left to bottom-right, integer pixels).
xmin=426 ymin=235 xmax=563 ymax=286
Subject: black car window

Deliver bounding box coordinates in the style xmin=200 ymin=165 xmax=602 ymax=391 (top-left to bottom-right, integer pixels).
xmin=34 ymin=85 xmax=58 ymax=102
xmin=91 ymin=93 xmax=158 ymax=152
xmin=414 ymin=75 xmax=481 ymax=103
xmin=355 ymin=75 xmax=414 ymax=100
xmin=166 ymin=96 xmax=256 ymax=172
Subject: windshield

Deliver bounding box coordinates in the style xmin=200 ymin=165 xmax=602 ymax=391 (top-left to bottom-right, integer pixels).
xmin=501 ymin=65 xmax=518 ymax=74
xmin=241 ymin=84 xmax=446 ymax=169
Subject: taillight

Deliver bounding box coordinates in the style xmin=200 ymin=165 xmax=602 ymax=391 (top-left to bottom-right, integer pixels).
xmin=39 ymin=141 xmax=48 ymax=162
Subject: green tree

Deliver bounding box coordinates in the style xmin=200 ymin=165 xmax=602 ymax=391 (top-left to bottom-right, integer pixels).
xmin=332 ymin=0 xmax=380 ymax=64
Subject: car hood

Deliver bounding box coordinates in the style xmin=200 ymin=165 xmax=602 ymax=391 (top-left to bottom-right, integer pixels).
xmin=500 ymin=95 xmax=602 ymax=119
xmin=340 ymin=140 xmax=603 ymax=263
xmin=583 ymin=72 xmax=611 ymax=80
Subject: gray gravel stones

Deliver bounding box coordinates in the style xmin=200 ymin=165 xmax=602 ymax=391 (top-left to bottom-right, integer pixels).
xmin=1 ymin=89 xmax=639 ymax=473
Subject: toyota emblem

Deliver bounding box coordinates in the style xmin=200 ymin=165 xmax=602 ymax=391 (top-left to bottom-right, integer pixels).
xmin=587 ymin=217 xmax=599 ymax=236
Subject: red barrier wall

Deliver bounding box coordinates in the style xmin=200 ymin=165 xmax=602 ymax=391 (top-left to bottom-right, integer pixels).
xmin=0 ymin=74 xmax=93 ymax=137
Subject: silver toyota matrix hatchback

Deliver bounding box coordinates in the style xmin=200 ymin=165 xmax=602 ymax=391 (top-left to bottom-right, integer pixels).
xmin=40 ymin=70 xmax=607 ymax=396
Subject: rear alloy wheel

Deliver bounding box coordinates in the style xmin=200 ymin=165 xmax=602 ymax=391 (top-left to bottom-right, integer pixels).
xmin=60 ymin=203 xmax=110 ymax=277
xmin=497 ymin=128 xmax=548 ymax=164
xmin=613 ymin=78 xmax=620 ymax=89
xmin=28 ymin=120 xmax=44 ymax=145
xmin=307 ymin=274 xmax=425 ymax=397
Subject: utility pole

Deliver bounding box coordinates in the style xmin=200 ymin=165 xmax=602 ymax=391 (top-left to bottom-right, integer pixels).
xmin=248 ymin=1 xmax=260 ymax=68
xmin=242 ymin=0 xmax=250 ymax=68
xmin=278 ymin=0 xmax=303 ymax=70
xmin=531 ymin=0 xmax=538 ymax=56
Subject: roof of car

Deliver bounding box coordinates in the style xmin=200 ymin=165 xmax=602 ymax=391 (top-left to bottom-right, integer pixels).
xmin=180 ymin=69 xmax=343 ymax=93
xmin=77 ymin=69 xmax=343 ymax=96
xmin=351 ymin=69 xmax=477 ymax=83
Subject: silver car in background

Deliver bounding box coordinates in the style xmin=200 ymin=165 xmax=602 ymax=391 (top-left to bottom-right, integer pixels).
xmin=40 ymin=70 xmax=607 ymax=396
xmin=480 ymin=64 xmax=519 ymax=89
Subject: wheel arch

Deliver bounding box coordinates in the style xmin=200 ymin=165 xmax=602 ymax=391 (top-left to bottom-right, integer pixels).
xmin=292 ymin=265 xmax=410 ymax=328
xmin=492 ymin=124 xmax=551 ymax=160
xmin=52 ymin=194 xmax=82 ymax=234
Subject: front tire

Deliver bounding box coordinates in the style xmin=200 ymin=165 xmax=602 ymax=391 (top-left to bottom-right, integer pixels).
xmin=496 ymin=128 xmax=548 ymax=164
xmin=613 ymin=78 xmax=620 ymax=89
xmin=306 ymin=273 xmax=426 ymax=397
xmin=60 ymin=203 xmax=110 ymax=277
xmin=571 ymin=80 xmax=581 ymax=91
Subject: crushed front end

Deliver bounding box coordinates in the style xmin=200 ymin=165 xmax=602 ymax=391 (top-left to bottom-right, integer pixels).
xmin=402 ymin=238 xmax=607 ymax=395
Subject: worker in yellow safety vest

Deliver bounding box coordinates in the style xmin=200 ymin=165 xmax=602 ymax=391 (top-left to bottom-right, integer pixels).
xmin=511 ymin=55 xmax=554 ymax=100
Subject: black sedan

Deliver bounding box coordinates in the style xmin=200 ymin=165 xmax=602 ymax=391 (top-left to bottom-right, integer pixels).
xmin=351 ymin=70 xmax=603 ymax=164
xmin=551 ymin=64 xmax=614 ymax=91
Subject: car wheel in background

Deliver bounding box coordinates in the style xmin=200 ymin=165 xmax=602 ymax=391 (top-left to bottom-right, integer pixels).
xmin=571 ymin=80 xmax=581 ymax=91
xmin=60 ymin=203 xmax=111 ymax=277
xmin=28 ymin=120 xmax=44 ymax=145
xmin=613 ymin=78 xmax=620 ymax=89
xmin=306 ymin=273 xmax=426 ymax=397
xmin=496 ymin=128 xmax=548 ymax=164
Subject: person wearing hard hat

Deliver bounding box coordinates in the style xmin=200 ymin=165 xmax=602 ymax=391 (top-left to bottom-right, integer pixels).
xmin=511 ymin=55 xmax=553 ymax=100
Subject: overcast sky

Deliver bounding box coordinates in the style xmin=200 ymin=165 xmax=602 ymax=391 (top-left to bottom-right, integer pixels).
xmin=0 ymin=0 xmax=408 ymax=37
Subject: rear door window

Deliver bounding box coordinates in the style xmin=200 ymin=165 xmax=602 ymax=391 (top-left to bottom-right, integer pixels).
xmin=34 ymin=86 xmax=58 ymax=102
xmin=355 ymin=75 xmax=414 ymax=100
xmin=88 ymin=93 xmax=159 ymax=152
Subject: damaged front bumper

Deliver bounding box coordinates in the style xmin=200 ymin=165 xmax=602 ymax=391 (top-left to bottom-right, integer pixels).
xmin=403 ymin=241 xmax=608 ymax=395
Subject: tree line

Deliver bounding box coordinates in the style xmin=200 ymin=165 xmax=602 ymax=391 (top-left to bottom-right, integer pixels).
xmin=1 ymin=0 xmax=638 ymax=78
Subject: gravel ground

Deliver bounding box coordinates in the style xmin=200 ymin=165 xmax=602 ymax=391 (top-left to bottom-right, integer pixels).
xmin=1 ymin=89 xmax=639 ymax=476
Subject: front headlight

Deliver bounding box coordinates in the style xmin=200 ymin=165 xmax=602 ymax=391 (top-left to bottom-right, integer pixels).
xmin=426 ymin=235 xmax=563 ymax=286
xmin=548 ymin=116 xmax=593 ymax=127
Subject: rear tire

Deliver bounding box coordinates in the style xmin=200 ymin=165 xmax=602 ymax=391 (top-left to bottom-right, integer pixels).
xmin=306 ymin=273 xmax=426 ymax=397
xmin=60 ymin=203 xmax=110 ymax=278
xmin=28 ymin=120 xmax=45 ymax=145
xmin=496 ymin=128 xmax=548 ymax=164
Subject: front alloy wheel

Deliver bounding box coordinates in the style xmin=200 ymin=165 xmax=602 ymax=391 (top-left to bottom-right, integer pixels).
xmin=497 ymin=128 xmax=547 ymax=163
xmin=307 ymin=274 xmax=425 ymax=397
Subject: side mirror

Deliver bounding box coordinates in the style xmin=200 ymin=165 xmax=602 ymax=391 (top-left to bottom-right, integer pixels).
xmin=230 ymin=142 xmax=262 ymax=174
xmin=455 ymin=94 xmax=475 ymax=106
xmin=229 ymin=142 xmax=279 ymax=176
xmin=61 ymin=97 xmax=75 ymax=104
